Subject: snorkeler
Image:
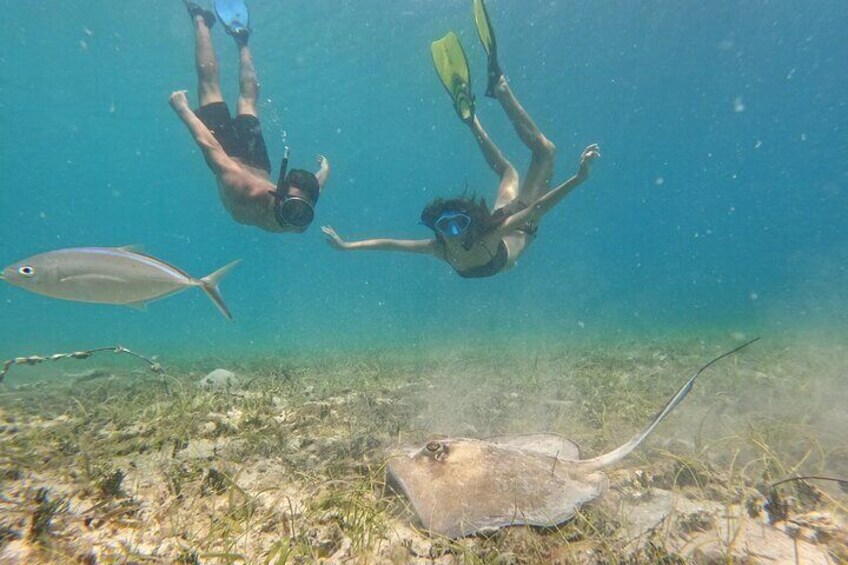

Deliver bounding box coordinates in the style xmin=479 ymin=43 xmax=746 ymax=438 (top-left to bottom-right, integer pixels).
xmin=322 ymin=0 xmax=599 ymax=278
xmin=170 ymin=0 xmax=329 ymax=233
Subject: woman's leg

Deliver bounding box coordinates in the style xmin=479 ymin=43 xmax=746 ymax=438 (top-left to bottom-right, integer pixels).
xmin=189 ymin=8 xmax=224 ymax=107
xmin=236 ymin=44 xmax=260 ymax=117
xmin=492 ymin=76 xmax=556 ymax=204
xmin=467 ymin=116 xmax=519 ymax=209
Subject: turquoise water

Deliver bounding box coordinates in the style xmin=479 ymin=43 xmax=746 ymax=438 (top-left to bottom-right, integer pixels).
xmin=1 ymin=1 xmax=846 ymax=361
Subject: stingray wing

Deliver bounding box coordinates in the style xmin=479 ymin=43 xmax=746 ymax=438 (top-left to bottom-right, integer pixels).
xmin=387 ymin=438 xmax=606 ymax=538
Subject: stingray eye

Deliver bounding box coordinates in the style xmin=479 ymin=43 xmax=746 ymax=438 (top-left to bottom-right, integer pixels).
xmin=18 ymin=265 xmax=35 ymax=277
xmin=425 ymin=441 xmax=448 ymax=461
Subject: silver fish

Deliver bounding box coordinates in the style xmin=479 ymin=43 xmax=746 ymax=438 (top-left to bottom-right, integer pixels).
xmin=0 ymin=246 xmax=240 ymax=319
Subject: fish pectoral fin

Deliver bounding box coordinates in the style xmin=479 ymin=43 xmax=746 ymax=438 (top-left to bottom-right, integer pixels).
xmin=126 ymin=301 xmax=148 ymax=312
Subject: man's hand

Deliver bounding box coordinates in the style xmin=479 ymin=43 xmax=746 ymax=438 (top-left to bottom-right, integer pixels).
xmin=321 ymin=225 xmax=347 ymax=250
xmin=577 ymin=143 xmax=601 ymax=179
xmin=315 ymin=154 xmax=331 ymax=189
xmin=169 ymin=90 xmax=190 ymax=112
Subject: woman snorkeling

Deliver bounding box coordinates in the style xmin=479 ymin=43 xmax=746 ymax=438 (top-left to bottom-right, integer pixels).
xmin=322 ymin=0 xmax=600 ymax=278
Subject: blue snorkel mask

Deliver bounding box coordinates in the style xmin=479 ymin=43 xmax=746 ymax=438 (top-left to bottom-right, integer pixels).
xmin=434 ymin=210 xmax=472 ymax=238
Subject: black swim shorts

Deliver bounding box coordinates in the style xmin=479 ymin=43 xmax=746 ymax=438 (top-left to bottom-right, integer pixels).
xmin=194 ymin=101 xmax=272 ymax=174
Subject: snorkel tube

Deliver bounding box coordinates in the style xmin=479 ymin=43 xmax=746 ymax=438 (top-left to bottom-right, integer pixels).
xmin=276 ymin=146 xmax=291 ymax=192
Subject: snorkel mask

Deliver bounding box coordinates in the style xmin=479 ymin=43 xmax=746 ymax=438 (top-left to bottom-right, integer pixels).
xmin=270 ymin=148 xmax=317 ymax=232
xmin=434 ymin=210 xmax=472 ymax=239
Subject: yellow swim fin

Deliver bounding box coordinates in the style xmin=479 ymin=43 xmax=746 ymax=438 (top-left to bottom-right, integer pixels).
xmin=472 ymin=0 xmax=502 ymax=98
xmin=430 ymin=32 xmax=475 ymax=123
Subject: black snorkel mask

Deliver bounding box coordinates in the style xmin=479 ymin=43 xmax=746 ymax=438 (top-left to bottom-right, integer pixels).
xmin=269 ymin=147 xmax=316 ymax=232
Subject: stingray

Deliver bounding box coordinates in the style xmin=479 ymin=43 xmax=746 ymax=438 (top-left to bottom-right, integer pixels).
xmin=386 ymin=339 xmax=758 ymax=538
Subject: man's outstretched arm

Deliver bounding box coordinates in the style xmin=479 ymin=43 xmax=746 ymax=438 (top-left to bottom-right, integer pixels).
xmin=169 ymin=90 xmax=240 ymax=178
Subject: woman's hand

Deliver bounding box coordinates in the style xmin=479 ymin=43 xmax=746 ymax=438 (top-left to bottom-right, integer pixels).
xmin=321 ymin=225 xmax=348 ymax=250
xmin=577 ymin=143 xmax=601 ymax=179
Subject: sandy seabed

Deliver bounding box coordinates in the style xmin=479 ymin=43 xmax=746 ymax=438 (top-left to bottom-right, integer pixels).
xmin=1 ymin=336 xmax=846 ymax=563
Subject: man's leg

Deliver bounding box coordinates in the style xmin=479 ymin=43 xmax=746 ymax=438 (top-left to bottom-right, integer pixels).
xmin=236 ymin=44 xmax=259 ymax=117
xmin=186 ymin=3 xmax=224 ymax=107
xmin=493 ymin=76 xmax=556 ymax=204
xmin=467 ymin=116 xmax=519 ymax=209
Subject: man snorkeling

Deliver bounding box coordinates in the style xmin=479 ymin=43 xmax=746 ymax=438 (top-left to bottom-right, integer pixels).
xmin=170 ymin=0 xmax=329 ymax=233
xmin=322 ymin=0 xmax=598 ymax=278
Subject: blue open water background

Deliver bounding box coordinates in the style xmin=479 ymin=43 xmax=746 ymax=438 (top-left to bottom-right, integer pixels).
xmin=1 ymin=0 xmax=846 ymax=360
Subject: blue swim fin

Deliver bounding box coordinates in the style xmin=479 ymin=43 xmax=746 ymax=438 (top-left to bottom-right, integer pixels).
xmin=214 ymin=0 xmax=250 ymax=42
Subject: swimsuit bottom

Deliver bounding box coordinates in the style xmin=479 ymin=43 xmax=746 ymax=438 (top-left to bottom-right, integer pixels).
xmin=495 ymin=199 xmax=539 ymax=237
xmin=195 ymin=101 xmax=271 ymax=174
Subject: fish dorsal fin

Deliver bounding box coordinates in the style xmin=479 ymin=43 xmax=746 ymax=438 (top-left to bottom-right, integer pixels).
xmin=117 ymin=244 xmax=145 ymax=254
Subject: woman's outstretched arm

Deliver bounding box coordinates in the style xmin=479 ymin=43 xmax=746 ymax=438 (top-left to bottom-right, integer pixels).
xmin=322 ymin=226 xmax=438 ymax=256
xmin=495 ymin=144 xmax=600 ymax=237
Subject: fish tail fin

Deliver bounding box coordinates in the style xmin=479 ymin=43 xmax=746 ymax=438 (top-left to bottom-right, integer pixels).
xmin=198 ymin=259 xmax=241 ymax=320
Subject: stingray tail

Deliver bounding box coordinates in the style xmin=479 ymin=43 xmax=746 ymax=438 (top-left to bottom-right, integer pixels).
xmin=196 ymin=259 xmax=241 ymax=320
xmin=576 ymin=338 xmax=759 ymax=472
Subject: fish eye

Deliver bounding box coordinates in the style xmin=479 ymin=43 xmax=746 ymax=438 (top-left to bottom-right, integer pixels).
xmin=426 ymin=441 xmax=441 ymax=452
xmin=18 ymin=265 xmax=34 ymax=277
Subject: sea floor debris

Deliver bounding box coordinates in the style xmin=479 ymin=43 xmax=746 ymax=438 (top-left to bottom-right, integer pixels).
xmin=0 ymin=345 xmax=163 ymax=383
xmin=0 ymin=338 xmax=846 ymax=563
